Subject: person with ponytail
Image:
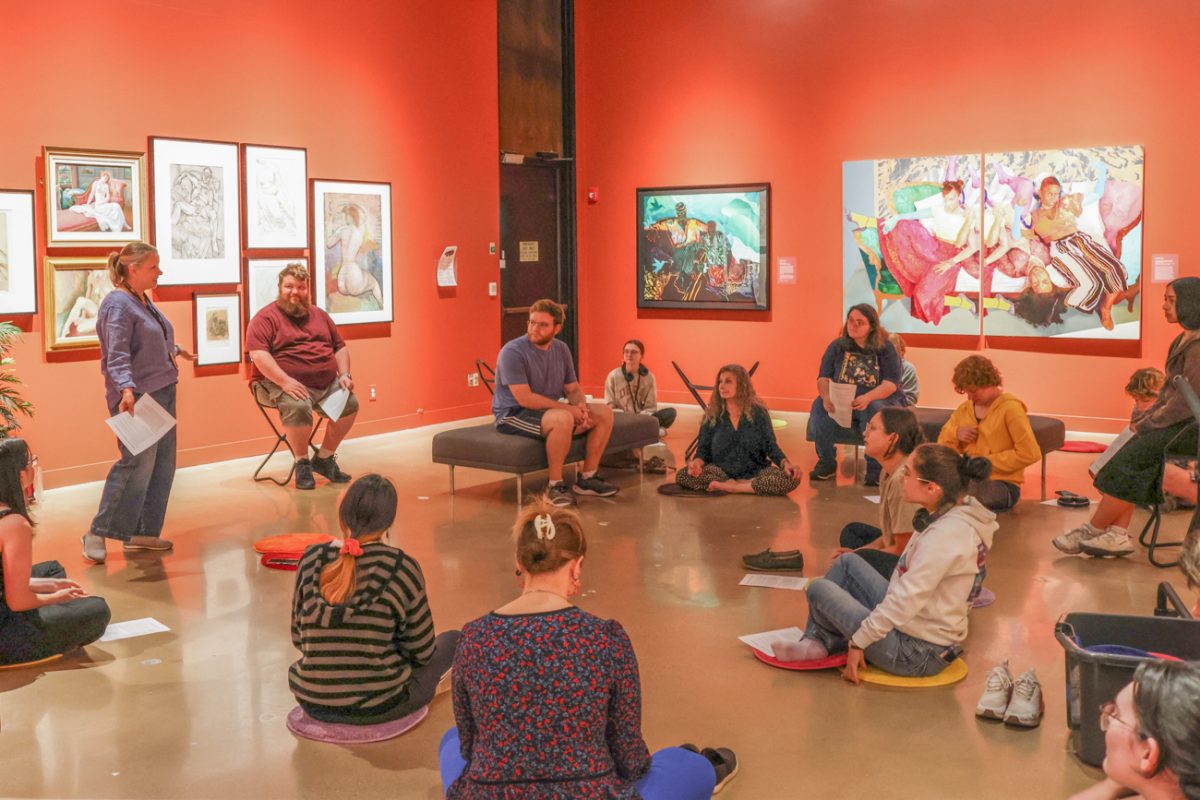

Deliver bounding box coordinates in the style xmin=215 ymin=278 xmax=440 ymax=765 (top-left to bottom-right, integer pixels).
xmin=439 ymin=497 xmax=737 ymax=799
xmin=773 ymin=444 xmax=996 ymax=683
xmin=0 ymin=438 xmax=110 ymax=664
xmin=289 ymin=474 xmax=459 ymax=724
xmin=81 ymin=242 xmax=194 ymax=564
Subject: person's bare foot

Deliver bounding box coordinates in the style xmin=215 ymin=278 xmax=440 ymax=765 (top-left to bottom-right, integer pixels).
xmin=1098 ymin=293 xmax=1116 ymax=330
xmin=707 ymin=480 xmax=732 ymax=492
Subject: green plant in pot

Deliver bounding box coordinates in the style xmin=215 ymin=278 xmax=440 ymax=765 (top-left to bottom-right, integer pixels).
xmin=0 ymin=322 xmax=34 ymax=437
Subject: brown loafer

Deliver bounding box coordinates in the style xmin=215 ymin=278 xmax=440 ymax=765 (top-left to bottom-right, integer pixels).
xmin=123 ymin=535 xmax=174 ymax=552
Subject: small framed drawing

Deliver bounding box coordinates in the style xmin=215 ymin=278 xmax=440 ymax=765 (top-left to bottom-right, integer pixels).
xmin=242 ymin=144 xmax=308 ymax=250
xmin=311 ymin=179 xmax=392 ymax=325
xmin=0 ymin=189 xmax=38 ymax=315
xmin=150 ymin=136 xmax=240 ymax=285
xmin=44 ymin=256 xmax=115 ymax=351
xmin=193 ymin=292 xmax=241 ymax=366
xmin=43 ymin=146 xmax=147 ymax=249
xmin=245 ymin=257 xmax=304 ymax=321
xmin=636 ymin=183 xmax=771 ymax=311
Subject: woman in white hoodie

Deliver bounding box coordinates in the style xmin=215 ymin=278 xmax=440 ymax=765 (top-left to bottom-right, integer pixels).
xmin=774 ymin=444 xmax=996 ymax=682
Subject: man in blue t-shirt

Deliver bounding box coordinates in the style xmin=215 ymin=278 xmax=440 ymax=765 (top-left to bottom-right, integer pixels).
xmin=493 ymin=299 xmax=618 ymax=506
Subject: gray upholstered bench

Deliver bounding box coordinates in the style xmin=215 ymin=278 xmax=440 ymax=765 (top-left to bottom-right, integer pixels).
xmin=432 ymin=412 xmax=661 ymax=497
xmin=805 ymin=405 xmax=1067 ymax=497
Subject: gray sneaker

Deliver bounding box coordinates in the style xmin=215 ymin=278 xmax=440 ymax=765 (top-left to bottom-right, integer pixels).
xmin=81 ymin=533 xmax=107 ymax=564
xmin=975 ymin=659 xmax=1013 ymax=720
xmin=573 ymin=474 xmax=619 ymax=497
xmin=1051 ymin=523 xmax=1101 ymax=555
xmin=1080 ymin=529 xmax=1134 ymax=558
xmin=547 ymin=483 xmax=575 ymax=507
xmin=123 ymin=535 xmax=174 ymax=552
xmin=1004 ymin=668 xmax=1044 ymax=728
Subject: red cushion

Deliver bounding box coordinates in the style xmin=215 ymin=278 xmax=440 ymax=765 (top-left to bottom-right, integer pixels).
xmin=1060 ymin=441 xmax=1107 ymax=453
xmin=751 ymin=648 xmax=849 ymax=671
xmin=253 ymin=532 xmax=335 ymax=555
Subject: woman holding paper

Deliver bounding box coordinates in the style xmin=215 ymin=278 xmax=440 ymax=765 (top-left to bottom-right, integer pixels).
xmin=809 ymin=304 xmax=908 ymax=485
xmin=1054 ymin=277 xmax=1200 ymax=559
xmin=81 ymin=242 xmax=194 ymax=565
xmin=0 ymin=438 xmax=111 ymax=664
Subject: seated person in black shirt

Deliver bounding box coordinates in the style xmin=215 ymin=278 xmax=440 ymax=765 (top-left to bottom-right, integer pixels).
xmin=675 ymin=364 xmax=801 ymax=495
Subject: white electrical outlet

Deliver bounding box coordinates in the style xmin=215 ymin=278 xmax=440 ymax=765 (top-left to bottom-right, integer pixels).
xmin=369 ymin=385 xmax=377 ymax=401
xmin=488 ymin=282 xmax=498 ymax=296
xmin=467 ymin=373 xmax=480 ymax=387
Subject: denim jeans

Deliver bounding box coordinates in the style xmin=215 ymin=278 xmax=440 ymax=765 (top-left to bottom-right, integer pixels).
xmin=90 ymin=384 xmax=177 ymax=542
xmin=808 ymin=395 xmax=903 ymax=478
xmin=439 ymin=729 xmax=716 ymax=800
xmin=804 ymin=553 xmax=953 ymax=677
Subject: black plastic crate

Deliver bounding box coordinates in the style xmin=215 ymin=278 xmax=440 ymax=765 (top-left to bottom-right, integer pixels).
xmin=1055 ymin=612 xmax=1200 ymax=766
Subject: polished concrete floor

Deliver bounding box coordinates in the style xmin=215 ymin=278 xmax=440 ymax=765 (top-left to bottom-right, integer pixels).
xmin=0 ymin=407 xmax=1187 ymax=799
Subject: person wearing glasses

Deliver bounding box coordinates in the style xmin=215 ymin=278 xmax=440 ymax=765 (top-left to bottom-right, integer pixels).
xmin=1070 ymin=660 xmax=1200 ymax=800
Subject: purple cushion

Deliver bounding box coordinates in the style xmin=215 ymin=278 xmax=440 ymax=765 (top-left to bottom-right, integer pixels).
xmin=286 ymin=705 xmax=428 ymax=743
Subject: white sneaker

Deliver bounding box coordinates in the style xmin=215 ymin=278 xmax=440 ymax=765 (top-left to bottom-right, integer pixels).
xmin=975 ymin=659 xmax=1013 ymax=720
xmin=1079 ymin=528 xmax=1134 ymax=558
xmin=1004 ymin=668 xmax=1044 ymax=728
xmin=1051 ymin=522 xmax=1102 ymax=555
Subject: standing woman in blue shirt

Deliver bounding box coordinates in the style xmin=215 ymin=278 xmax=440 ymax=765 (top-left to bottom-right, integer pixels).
xmin=81 ymin=243 xmax=194 ymax=564
xmin=675 ymin=364 xmax=801 ymax=495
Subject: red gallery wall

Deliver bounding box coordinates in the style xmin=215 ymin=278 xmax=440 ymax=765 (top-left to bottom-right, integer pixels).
xmin=3 ymin=1 xmax=500 ymax=487
xmin=574 ymin=0 xmax=1198 ymax=434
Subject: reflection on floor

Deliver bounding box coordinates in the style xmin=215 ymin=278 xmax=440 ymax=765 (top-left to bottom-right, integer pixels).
xmin=1 ymin=408 xmax=1187 ymax=799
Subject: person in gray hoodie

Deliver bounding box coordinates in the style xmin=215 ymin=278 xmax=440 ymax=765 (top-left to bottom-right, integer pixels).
xmin=773 ymin=444 xmax=996 ymax=682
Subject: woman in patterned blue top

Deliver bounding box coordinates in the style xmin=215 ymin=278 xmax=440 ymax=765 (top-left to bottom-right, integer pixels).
xmin=439 ymin=498 xmax=737 ymax=799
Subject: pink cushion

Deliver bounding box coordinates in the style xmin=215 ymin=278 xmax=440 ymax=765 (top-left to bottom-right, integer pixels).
xmin=285 ymin=705 xmax=428 ymax=743
xmin=1060 ymin=441 xmax=1107 ymax=454
xmin=751 ymin=648 xmax=849 ymax=671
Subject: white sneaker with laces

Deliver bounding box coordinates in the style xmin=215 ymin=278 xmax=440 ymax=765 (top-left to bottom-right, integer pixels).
xmin=1051 ymin=522 xmax=1102 ymax=555
xmin=1079 ymin=527 xmax=1134 ymax=558
xmin=1004 ymin=668 xmax=1044 ymax=728
xmin=975 ymin=659 xmax=1013 ymax=720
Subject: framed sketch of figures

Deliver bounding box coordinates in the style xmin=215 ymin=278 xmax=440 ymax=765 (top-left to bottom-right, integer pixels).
xmin=242 ymin=144 xmax=308 ymax=250
xmin=43 ymin=147 xmax=146 ymax=249
xmin=0 ymin=190 xmax=38 ymax=315
xmin=245 ymin=257 xmax=304 ymax=320
xmin=44 ymin=256 xmax=115 ymax=351
xmin=311 ymin=179 xmax=393 ymax=325
xmin=193 ymin=292 xmax=241 ymax=366
xmin=150 ymin=137 xmax=240 ymax=285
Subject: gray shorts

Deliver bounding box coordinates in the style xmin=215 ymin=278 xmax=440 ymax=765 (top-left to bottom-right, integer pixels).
xmin=253 ymin=377 xmax=359 ymax=427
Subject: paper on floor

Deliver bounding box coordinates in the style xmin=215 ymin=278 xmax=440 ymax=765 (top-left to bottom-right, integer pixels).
xmin=864 ymin=495 xmax=881 ymax=504
xmin=740 ymin=574 xmax=809 ymax=591
xmin=738 ymin=627 xmax=805 ymax=659
xmin=100 ymin=617 xmax=171 ymax=642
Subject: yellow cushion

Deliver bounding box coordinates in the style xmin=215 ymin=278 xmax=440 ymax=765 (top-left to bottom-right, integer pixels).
xmin=859 ymin=657 xmax=968 ymax=687
xmin=0 ymin=653 xmax=62 ymax=671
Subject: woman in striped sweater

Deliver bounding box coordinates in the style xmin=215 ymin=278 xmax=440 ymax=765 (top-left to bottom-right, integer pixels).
xmin=289 ymin=474 xmax=459 ymax=724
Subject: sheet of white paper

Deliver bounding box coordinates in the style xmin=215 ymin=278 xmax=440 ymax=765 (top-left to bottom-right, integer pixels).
xmin=104 ymin=394 xmax=176 ymax=456
xmin=1089 ymin=427 xmax=1135 ymax=478
xmin=829 ymin=382 xmax=857 ymax=428
xmin=739 ymin=574 xmax=809 ymax=591
xmin=436 ymin=245 xmax=458 ymax=287
xmin=320 ymin=387 xmax=350 ymax=421
xmin=99 ymin=617 xmax=171 ymax=642
xmin=864 ymin=495 xmax=881 ymax=504
xmin=737 ymin=626 xmax=806 ymax=658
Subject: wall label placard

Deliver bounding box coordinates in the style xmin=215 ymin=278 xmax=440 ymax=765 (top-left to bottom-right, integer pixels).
xmin=519 ymin=241 xmax=539 ymax=262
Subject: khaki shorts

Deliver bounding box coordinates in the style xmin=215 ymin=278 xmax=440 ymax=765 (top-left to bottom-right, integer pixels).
xmin=253 ymin=377 xmax=359 ymax=427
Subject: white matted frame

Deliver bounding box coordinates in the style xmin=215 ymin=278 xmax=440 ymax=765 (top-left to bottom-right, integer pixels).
xmin=43 ymin=147 xmax=147 ymax=249
xmin=242 ymin=144 xmax=308 ymax=250
xmin=0 ymin=189 xmax=38 ymax=314
xmin=150 ymin=136 xmax=240 ymax=285
xmin=311 ymin=179 xmax=392 ymax=325
xmin=245 ymin=257 xmax=304 ymax=321
xmin=193 ymin=292 xmax=241 ymax=366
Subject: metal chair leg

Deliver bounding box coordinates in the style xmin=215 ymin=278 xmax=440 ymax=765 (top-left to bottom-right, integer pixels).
xmin=449 ymin=465 xmax=455 ymax=495
xmin=517 ymin=473 xmax=523 ymax=500
xmin=1041 ymin=455 xmax=1048 ymax=500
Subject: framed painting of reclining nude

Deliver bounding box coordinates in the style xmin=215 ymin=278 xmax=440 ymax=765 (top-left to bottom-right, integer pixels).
xmin=636 ymin=184 xmax=770 ymax=311
xmin=44 ymin=256 xmax=114 ymax=352
xmin=310 ymin=179 xmax=393 ymax=325
xmin=842 ymin=154 xmax=983 ymax=336
xmin=43 ymin=147 xmax=147 ymax=249
xmin=0 ymin=189 xmax=38 ymax=315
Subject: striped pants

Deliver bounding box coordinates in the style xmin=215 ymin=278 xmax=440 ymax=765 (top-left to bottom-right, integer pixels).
xmin=1049 ymin=231 xmax=1128 ymax=313
xmin=675 ymin=464 xmax=799 ymax=496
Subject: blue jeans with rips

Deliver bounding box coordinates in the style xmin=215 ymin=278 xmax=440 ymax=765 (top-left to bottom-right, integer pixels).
xmin=804 ymin=553 xmax=953 ymax=677
xmin=89 ymin=384 xmax=177 ymax=542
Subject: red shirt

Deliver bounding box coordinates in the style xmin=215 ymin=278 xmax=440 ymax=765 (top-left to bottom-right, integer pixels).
xmin=245 ymin=303 xmax=346 ymax=389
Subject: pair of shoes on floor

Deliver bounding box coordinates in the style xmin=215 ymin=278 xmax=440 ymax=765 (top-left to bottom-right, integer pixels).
xmin=641 ymin=456 xmax=668 ymax=474
xmin=809 ymin=461 xmax=837 ymax=481
xmin=975 ymin=659 xmax=1043 ymax=728
xmin=82 ymin=534 xmax=172 ymax=562
xmin=295 ymin=455 xmax=352 ymax=490
xmin=679 ymin=744 xmax=738 ymax=795
xmin=742 ymin=548 xmax=804 ymax=572
xmin=1051 ymin=523 xmax=1133 ymax=557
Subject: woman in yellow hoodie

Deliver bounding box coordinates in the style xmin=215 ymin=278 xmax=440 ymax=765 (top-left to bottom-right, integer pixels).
xmin=937 ymin=356 xmax=1041 ymax=511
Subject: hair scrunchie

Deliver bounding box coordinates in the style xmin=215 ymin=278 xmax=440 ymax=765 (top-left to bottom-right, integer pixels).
xmin=342 ymin=538 xmax=364 ymax=557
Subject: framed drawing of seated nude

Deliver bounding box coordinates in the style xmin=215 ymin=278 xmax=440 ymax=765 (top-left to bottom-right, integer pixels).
xmin=43 ymin=146 xmax=147 ymax=250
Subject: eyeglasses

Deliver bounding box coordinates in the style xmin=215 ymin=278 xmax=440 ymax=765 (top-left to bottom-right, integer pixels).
xmin=1099 ymin=702 xmax=1142 ymax=735
xmin=904 ymin=472 xmax=934 ymax=486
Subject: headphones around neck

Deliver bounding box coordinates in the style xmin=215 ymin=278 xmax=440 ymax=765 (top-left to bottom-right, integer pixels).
xmin=622 ymin=364 xmax=648 ymax=381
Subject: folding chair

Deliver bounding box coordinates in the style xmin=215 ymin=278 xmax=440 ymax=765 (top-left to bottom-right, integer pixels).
xmin=250 ymin=382 xmax=326 ymax=486
xmin=476 ymin=359 xmax=496 ymax=396
xmin=670 ymin=360 xmax=759 ymax=461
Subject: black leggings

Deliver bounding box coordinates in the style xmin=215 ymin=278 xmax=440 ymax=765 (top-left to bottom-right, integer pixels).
xmin=838 ymin=523 xmax=900 ymax=579
xmin=0 ymin=561 xmax=111 ymax=665
xmin=300 ymin=630 xmax=461 ymax=725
